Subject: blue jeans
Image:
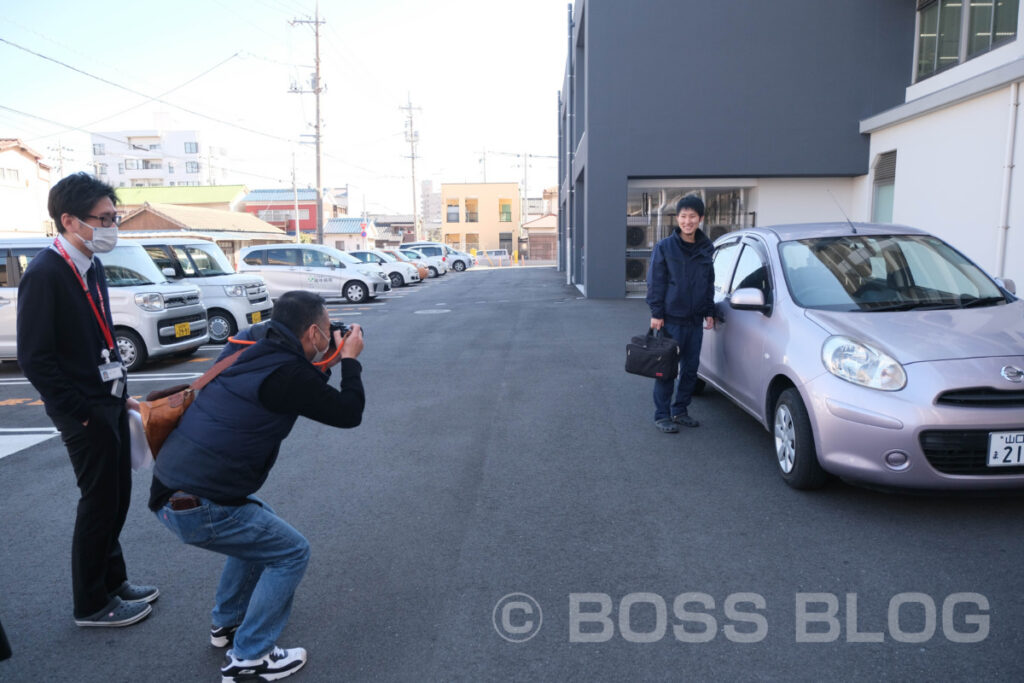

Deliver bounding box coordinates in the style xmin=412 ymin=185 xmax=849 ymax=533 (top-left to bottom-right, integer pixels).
xmin=653 ymin=323 xmax=703 ymax=421
xmin=155 ymin=497 xmax=310 ymax=660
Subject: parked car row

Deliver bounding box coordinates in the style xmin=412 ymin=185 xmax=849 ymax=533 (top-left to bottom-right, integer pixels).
xmin=1 ymin=237 xmax=475 ymax=373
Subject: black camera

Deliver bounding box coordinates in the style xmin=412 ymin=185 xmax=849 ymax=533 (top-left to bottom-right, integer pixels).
xmin=327 ymin=321 xmax=356 ymax=352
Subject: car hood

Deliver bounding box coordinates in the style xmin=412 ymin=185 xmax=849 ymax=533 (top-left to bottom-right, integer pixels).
xmin=805 ymin=301 xmax=1024 ymax=364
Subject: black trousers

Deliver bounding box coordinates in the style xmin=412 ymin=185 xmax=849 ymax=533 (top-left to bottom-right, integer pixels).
xmin=51 ymin=403 xmax=132 ymax=618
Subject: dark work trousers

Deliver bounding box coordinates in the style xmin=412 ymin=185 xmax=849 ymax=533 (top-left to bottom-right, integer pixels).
xmin=51 ymin=403 xmax=132 ymax=618
xmin=653 ymin=322 xmax=703 ymax=421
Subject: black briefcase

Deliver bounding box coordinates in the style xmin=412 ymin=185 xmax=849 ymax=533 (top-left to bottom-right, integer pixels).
xmin=625 ymin=329 xmax=680 ymax=380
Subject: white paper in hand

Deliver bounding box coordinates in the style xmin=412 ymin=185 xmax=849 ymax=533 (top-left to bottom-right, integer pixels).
xmin=127 ymin=408 xmax=154 ymax=471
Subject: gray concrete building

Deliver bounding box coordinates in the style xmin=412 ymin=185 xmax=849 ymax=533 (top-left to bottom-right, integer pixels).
xmin=559 ymin=0 xmax=916 ymax=297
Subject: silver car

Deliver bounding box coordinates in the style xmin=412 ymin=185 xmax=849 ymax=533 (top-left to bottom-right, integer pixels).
xmin=699 ymin=222 xmax=1024 ymax=491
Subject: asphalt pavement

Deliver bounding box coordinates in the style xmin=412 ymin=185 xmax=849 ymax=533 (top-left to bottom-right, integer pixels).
xmin=1 ymin=266 xmax=1023 ymax=682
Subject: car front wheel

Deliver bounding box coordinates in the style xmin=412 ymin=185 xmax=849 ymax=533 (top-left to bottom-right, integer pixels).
xmin=773 ymin=388 xmax=827 ymax=490
xmin=206 ymin=308 xmax=237 ymax=344
xmin=344 ymin=281 xmax=369 ymax=303
xmin=389 ymin=272 xmax=404 ymax=288
xmin=116 ymin=329 xmax=147 ymax=373
xmin=428 ymin=266 xmax=438 ymax=277
xmin=452 ymin=260 xmax=466 ymax=272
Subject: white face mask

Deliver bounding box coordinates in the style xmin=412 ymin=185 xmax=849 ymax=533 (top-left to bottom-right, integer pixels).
xmin=78 ymin=219 xmax=119 ymax=253
xmin=311 ymin=325 xmax=329 ymax=363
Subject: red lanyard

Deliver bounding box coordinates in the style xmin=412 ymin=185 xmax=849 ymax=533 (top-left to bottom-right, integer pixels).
xmin=53 ymin=239 xmax=115 ymax=352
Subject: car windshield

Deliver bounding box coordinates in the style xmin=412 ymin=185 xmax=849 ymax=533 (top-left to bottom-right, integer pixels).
xmin=779 ymin=234 xmax=1007 ymax=311
xmin=402 ymin=249 xmax=425 ymax=259
xmin=99 ymin=245 xmax=164 ymax=286
xmin=331 ymin=250 xmax=362 ymax=265
xmin=384 ymin=251 xmax=408 ymax=262
xmin=373 ymin=251 xmax=396 ymax=262
xmin=173 ymin=244 xmax=233 ymax=276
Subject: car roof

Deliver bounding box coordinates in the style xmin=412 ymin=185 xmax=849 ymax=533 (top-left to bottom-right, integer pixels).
xmin=119 ymin=237 xmax=211 ymax=246
xmin=0 ymin=237 xmax=52 ymax=247
xmin=736 ymin=222 xmax=929 ymax=242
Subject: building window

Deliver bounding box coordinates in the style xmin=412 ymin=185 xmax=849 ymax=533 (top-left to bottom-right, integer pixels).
xmin=499 ymin=200 xmax=512 ymax=222
xmin=92 ymin=143 xmax=105 ymax=155
xmin=0 ymin=168 xmax=20 ymax=183
xmin=143 ymin=160 xmax=162 ymax=170
xmin=871 ymin=151 xmax=897 ymax=223
xmin=149 ymin=143 xmax=161 ymax=150
xmin=445 ymin=200 xmax=459 ymax=222
xmin=917 ymin=0 xmax=1019 ymax=81
xmin=465 ymin=233 xmax=480 ymax=252
xmin=465 ymin=198 xmax=479 ymax=222
xmin=118 ymin=163 xmax=124 ymax=174
xmin=184 ymin=142 xmax=199 ymax=154
xmin=124 ymin=159 xmax=139 ymax=170
xmin=94 ymin=163 xmax=108 ymax=176
xmin=258 ymin=209 xmax=309 ymax=222
xmin=168 ymin=163 xmax=174 ymax=174
xmin=186 ymin=161 xmax=200 ymax=174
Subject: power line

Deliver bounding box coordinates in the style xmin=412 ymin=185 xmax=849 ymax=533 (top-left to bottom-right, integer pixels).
xmin=0 ymin=36 xmax=297 ymax=145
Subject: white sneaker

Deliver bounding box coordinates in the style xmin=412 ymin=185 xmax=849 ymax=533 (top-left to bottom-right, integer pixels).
xmin=220 ymin=646 xmax=307 ymax=682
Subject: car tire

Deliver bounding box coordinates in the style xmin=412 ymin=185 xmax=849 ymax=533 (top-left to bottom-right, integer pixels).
xmin=389 ymin=272 xmax=404 ymax=288
xmin=428 ymin=266 xmax=438 ymax=277
xmin=344 ymin=281 xmax=369 ymax=303
xmin=773 ymin=388 xmax=828 ymax=490
xmin=206 ymin=308 xmax=237 ymax=344
xmin=116 ymin=329 xmax=147 ymax=373
xmin=452 ymin=260 xmax=466 ymax=272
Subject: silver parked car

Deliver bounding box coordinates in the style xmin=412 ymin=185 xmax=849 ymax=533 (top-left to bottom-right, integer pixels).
xmin=699 ymin=222 xmax=1024 ymax=491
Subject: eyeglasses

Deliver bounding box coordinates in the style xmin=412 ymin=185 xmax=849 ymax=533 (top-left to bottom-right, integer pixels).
xmin=81 ymin=213 xmax=122 ymax=227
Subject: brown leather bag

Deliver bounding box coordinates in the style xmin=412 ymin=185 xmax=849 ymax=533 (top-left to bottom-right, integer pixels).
xmin=138 ymin=348 xmax=245 ymax=456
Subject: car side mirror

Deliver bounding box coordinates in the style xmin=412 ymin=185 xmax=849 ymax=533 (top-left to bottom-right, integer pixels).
xmin=730 ymin=287 xmax=770 ymax=313
xmin=996 ymin=277 xmax=1016 ymax=295
xmin=161 ymin=267 xmax=176 ymax=277
xmin=379 ymin=259 xmax=386 ymax=265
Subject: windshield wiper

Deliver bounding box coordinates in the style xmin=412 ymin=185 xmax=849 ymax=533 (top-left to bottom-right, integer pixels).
xmin=960 ymin=296 xmax=1006 ymax=308
xmin=864 ymin=301 xmax=957 ymax=312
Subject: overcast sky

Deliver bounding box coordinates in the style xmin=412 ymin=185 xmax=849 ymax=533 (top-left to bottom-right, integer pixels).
xmin=0 ymin=0 xmax=569 ymax=215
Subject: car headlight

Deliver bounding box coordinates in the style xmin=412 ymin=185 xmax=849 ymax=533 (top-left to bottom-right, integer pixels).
xmin=821 ymin=335 xmax=906 ymax=391
xmin=134 ymin=292 xmax=165 ymax=311
xmin=377 ymin=271 xmax=386 ymax=280
xmin=223 ymin=284 xmax=246 ymax=297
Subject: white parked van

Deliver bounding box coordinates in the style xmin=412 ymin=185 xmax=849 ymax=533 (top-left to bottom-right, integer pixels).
xmin=0 ymin=238 xmax=208 ymax=371
xmin=237 ymin=243 xmax=390 ymax=303
xmin=125 ymin=238 xmax=272 ymax=343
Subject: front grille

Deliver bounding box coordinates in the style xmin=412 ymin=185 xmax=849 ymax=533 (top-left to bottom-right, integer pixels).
xmin=246 ymin=282 xmax=269 ymax=305
xmin=164 ymin=292 xmax=201 ymax=308
xmin=920 ymin=430 xmax=1024 ymax=475
xmin=158 ymin=313 xmax=206 ymax=344
xmin=936 ymin=388 xmax=1024 ymax=407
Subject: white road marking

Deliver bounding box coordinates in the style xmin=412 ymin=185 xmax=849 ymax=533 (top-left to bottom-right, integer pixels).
xmin=0 ymin=430 xmax=58 ymax=460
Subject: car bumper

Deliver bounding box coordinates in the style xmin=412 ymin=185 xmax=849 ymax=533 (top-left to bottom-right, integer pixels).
xmin=803 ymin=355 xmax=1024 ymax=490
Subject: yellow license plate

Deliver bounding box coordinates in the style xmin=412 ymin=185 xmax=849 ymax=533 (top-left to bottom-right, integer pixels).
xmin=252 ymin=311 xmax=262 ymax=323
xmin=174 ymin=322 xmax=191 ymax=338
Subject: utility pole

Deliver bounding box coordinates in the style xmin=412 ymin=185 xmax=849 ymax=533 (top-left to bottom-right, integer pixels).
xmin=290 ymin=3 xmax=326 ymax=244
xmin=292 ymin=152 xmax=301 ymax=243
xmin=400 ymin=94 xmax=421 ymax=240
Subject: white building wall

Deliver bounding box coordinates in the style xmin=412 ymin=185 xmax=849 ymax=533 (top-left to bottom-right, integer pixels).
xmin=867 ymin=86 xmax=1021 ymax=284
xmin=749 ymin=178 xmax=857 ymax=226
xmin=0 ymin=149 xmax=52 ymax=234
xmin=92 ymin=130 xmax=205 ymax=188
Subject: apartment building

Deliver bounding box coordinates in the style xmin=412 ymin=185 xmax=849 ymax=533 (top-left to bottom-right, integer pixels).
xmin=0 ymin=138 xmax=53 ymax=235
xmin=91 ymin=130 xmax=224 ymax=188
xmin=440 ymin=182 xmax=521 ymax=253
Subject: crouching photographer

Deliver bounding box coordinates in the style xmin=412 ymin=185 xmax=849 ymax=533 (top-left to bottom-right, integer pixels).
xmin=148 ymin=290 xmax=364 ymax=682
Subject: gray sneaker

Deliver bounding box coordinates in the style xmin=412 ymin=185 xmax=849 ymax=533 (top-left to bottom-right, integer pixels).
xmin=75 ymin=597 xmax=152 ymax=628
xmin=654 ymin=418 xmax=679 ymax=433
xmin=115 ymin=582 xmax=160 ymax=604
xmin=671 ymin=413 xmax=699 ymax=428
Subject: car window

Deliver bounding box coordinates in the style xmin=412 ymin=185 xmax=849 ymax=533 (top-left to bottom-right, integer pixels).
xmin=170 ymin=246 xmax=199 ymax=276
xmin=731 ymin=244 xmax=771 ymax=296
xmin=0 ymin=251 xmax=7 ymax=287
xmin=712 ymin=241 xmax=741 ymax=295
xmin=242 ymin=250 xmax=265 ymax=266
xmin=267 ymin=249 xmax=298 ymax=266
xmin=418 ymin=246 xmax=440 ymax=256
xmin=12 ymin=248 xmax=43 ymax=280
xmin=779 ymin=234 xmax=1005 ymax=311
xmin=144 ymin=245 xmax=175 ymax=273
xmin=183 ymin=245 xmax=232 ymax=276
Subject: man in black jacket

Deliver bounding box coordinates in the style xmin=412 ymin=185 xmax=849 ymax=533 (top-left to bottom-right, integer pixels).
xmin=645 ymin=194 xmax=716 ymax=433
xmin=150 ymin=290 xmax=365 ymax=683
xmin=17 ymin=173 xmax=157 ymax=627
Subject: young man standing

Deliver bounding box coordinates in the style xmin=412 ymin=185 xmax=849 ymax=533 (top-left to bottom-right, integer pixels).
xmin=17 ymin=173 xmax=157 ymax=627
xmin=645 ymin=194 xmax=716 ymax=433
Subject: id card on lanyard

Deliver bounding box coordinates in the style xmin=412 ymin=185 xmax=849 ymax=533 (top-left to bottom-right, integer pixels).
xmin=52 ymin=239 xmax=125 ymax=397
